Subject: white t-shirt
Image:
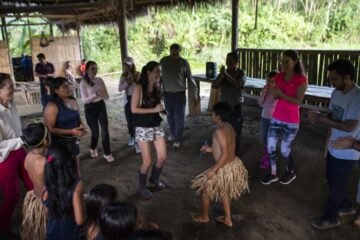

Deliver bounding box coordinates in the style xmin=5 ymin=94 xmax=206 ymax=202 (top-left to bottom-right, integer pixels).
xmin=0 ymin=102 xmax=23 ymax=162
xmin=328 ymin=85 xmax=360 ymax=160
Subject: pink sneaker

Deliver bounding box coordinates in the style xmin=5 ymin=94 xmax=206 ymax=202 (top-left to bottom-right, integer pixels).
xmin=259 ymin=155 xmax=270 ymax=169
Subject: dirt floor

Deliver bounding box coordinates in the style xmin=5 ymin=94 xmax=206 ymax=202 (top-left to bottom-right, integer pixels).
xmin=8 ymin=80 xmax=360 ymax=240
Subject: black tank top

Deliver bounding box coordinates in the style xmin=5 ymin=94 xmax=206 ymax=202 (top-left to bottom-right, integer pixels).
xmin=133 ymin=86 xmax=162 ymax=128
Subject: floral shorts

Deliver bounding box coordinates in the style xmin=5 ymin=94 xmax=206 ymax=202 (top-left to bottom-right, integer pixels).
xmin=135 ymin=127 xmax=165 ymax=142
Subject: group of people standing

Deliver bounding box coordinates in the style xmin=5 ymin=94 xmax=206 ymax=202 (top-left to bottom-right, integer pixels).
xmin=0 ymin=44 xmax=360 ymax=239
xmin=256 ymin=52 xmax=360 ymax=230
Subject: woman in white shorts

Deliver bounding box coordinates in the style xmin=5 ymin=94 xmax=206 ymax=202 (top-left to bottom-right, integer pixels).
xmin=131 ymin=61 xmax=167 ymax=199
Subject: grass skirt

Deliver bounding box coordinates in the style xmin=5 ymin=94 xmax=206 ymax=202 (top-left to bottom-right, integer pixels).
xmin=21 ymin=190 xmax=47 ymax=240
xmin=191 ymin=157 xmax=249 ymax=201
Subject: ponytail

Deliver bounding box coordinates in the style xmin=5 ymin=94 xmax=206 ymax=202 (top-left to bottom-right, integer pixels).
xmin=283 ymin=50 xmax=305 ymax=76
xmin=84 ymin=61 xmax=97 ymax=87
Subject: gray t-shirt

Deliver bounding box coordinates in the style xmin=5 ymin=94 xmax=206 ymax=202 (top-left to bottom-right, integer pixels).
xmin=219 ymin=69 xmax=246 ymax=106
xmin=328 ymin=85 xmax=360 ymax=160
xmin=160 ymin=56 xmax=197 ymax=97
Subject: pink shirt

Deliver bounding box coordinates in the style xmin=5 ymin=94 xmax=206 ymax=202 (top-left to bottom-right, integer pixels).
xmin=258 ymin=89 xmax=278 ymax=119
xmin=272 ymin=72 xmax=307 ymax=123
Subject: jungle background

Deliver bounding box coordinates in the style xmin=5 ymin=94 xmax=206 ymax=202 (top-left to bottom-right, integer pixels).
xmin=6 ymin=0 xmax=360 ymax=74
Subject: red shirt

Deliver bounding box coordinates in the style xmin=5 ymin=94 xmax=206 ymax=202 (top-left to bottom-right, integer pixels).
xmin=80 ymin=63 xmax=86 ymax=76
xmin=272 ymin=72 xmax=307 ymax=123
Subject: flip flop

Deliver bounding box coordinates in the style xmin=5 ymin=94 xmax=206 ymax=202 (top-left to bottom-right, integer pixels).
xmin=215 ymin=216 xmax=233 ymax=227
xmin=191 ymin=212 xmax=209 ymax=223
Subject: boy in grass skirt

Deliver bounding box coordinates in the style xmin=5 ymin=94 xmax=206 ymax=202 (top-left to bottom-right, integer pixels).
xmin=191 ymin=102 xmax=249 ymax=227
xmin=21 ymin=123 xmax=49 ymax=240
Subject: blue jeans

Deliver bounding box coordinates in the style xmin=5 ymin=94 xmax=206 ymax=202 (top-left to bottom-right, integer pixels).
xmin=163 ymin=91 xmax=186 ymax=142
xmin=323 ymin=152 xmax=355 ymax=221
xmin=260 ymin=117 xmax=271 ymax=146
xmin=40 ymin=80 xmax=46 ymax=97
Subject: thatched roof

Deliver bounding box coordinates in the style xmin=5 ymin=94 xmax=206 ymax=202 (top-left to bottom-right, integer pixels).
xmin=1 ymin=0 xmax=220 ymax=31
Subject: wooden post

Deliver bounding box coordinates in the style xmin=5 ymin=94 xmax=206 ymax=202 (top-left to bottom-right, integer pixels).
xmin=1 ymin=17 xmax=14 ymax=81
xmin=231 ymin=0 xmax=239 ymax=51
xmin=1 ymin=17 xmax=8 ymax=42
xmin=117 ymin=0 xmax=128 ymax=68
xmin=254 ymin=0 xmax=259 ymax=29
xmin=27 ymin=17 xmax=32 ymax=40
xmin=1 ymin=23 xmax=5 ymax=41
xmin=76 ymin=21 xmax=84 ymax=60
xmin=49 ymin=23 xmax=54 ymax=37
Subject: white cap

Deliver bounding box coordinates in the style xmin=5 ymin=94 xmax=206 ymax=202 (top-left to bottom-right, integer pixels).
xmin=123 ymin=56 xmax=134 ymax=66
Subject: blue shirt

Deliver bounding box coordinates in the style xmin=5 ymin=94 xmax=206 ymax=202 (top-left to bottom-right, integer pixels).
xmin=35 ymin=62 xmax=55 ymax=82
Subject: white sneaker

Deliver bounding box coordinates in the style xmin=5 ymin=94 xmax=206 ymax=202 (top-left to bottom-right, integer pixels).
xmin=90 ymin=149 xmax=98 ymax=158
xmin=128 ymin=137 xmax=135 ymax=147
xmin=104 ymin=154 xmax=115 ymax=163
xmin=173 ymin=142 xmax=181 ymax=149
xmin=135 ymin=143 xmax=141 ymax=154
xmin=167 ymin=135 xmax=174 ymax=142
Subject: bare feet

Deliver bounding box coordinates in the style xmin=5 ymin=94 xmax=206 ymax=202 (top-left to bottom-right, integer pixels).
xmin=191 ymin=213 xmax=209 ymax=223
xmin=215 ymin=216 xmax=233 ymax=227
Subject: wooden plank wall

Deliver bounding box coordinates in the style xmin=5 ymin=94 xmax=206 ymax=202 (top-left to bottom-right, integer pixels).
xmin=31 ymin=36 xmax=81 ymax=78
xmin=236 ymin=48 xmax=360 ymax=86
xmin=0 ymin=40 xmax=12 ymax=75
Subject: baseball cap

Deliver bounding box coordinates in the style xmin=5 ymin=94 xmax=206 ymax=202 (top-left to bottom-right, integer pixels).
xmin=123 ymin=57 xmax=134 ymax=66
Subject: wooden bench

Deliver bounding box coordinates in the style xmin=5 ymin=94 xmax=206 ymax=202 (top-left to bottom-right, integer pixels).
xmin=193 ymin=74 xmax=333 ymax=113
xmin=16 ymin=82 xmax=81 ymax=104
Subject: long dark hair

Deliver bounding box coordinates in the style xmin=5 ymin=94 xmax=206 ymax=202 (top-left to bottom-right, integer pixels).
xmin=138 ymin=61 xmax=161 ymax=102
xmin=84 ymin=184 xmax=118 ymax=237
xmin=49 ymin=77 xmax=75 ymax=102
xmin=50 ymin=76 xmax=66 ymax=97
xmin=44 ymin=145 xmax=78 ymax=219
xmin=0 ymin=73 xmax=11 ymax=89
xmin=283 ymin=50 xmax=305 ymax=75
xmin=99 ymin=201 xmax=138 ymax=240
xmin=84 ymin=60 xmax=97 ymax=87
xmin=22 ymin=123 xmax=48 ymax=148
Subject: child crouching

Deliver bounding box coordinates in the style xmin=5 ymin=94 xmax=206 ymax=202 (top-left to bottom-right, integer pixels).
xmin=191 ymin=102 xmax=249 ymax=227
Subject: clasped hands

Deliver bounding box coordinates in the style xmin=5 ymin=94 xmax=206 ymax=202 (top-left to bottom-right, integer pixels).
xmin=268 ymin=87 xmax=283 ymax=98
xmin=307 ymin=110 xmax=323 ymax=124
xmin=72 ymin=124 xmax=87 ymax=137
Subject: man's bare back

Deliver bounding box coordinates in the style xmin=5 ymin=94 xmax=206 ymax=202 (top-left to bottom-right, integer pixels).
xmin=24 ymin=152 xmax=46 ymax=197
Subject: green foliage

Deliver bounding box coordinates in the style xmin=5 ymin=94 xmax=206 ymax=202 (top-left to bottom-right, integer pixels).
xmin=6 ymin=0 xmax=360 ymax=74
xmin=80 ymin=25 xmax=121 ymax=73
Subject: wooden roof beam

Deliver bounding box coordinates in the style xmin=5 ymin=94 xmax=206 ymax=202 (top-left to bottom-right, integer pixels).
xmin=0 ymin=13 xmax=76 ymax=19
xmin=0 ymin=1 xmax=110 ymax=14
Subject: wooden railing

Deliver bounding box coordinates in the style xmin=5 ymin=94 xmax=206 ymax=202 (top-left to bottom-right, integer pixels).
xmin=235 ymin=48 xmax=360 ymax=86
